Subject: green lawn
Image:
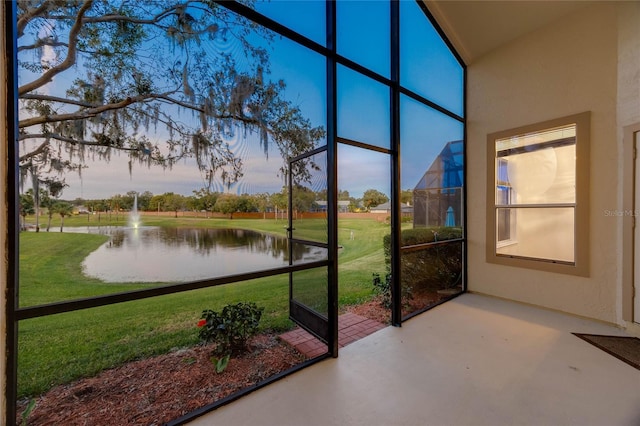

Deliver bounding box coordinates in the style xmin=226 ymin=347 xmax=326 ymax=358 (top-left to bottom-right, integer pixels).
xmin=17 ymin=215 xmax=389 ymax=397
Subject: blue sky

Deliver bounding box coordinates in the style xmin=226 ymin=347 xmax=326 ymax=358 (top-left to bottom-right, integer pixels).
xmin=19 ymin=0 xmax=463 ymax=201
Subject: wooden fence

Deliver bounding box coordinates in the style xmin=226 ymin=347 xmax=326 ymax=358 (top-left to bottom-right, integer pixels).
xmin=139 ymin=211 xmax=392 ymax=221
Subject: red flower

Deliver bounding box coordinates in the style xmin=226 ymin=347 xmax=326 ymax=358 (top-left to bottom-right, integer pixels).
xmin=197 ymin=319 xmax=207 ymax=327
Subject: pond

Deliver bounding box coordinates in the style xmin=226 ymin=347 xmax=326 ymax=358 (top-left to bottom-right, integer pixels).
xmin=73 ymin=226 xmax=326 ymax=283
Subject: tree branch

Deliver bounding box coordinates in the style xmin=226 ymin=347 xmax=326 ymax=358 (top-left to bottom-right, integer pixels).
xmin=81 ymin=1 xmax=193 ymax=26
xmin=18 ymin=39 xmax=69 ymax=53
xmin=18 ymin=139 xmax=49 ymax=163
xmin=18 ymin=0 xmax=94 ymax=96
xmin=17 ymin=1 xmax=51 ymax=37
xmin=19 ymin=95 xmax=137 ymax=128
xmin=21 ymin=93 xmax=95 ymax=108
xmin=19 ymin=91 xmax=270 ymax=133
xmin=153 ymin=94 xmax=271 ymax=131
xmin=19 ymin=133 xmax=144 ymax=152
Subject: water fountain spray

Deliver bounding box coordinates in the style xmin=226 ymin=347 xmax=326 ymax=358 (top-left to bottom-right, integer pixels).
xmin=129 ymin=193 xmax=140 ymax=229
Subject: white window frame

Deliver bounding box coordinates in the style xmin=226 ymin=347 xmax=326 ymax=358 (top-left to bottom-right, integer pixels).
xmin=486 ymin=112 xmax=590 ymax=277
xmin=495 ymin=157 xmax=517 ymax=248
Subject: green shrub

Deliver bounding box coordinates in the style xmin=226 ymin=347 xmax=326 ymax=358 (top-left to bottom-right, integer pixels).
xmin=372 ymin=272 xmax=413 ymax=309
xmin=372 ymin=272 xmax=392 ymax=309
xmin=210 ymin=354 xmax=230 ymax=374
xmin=198 ymin=302 xmax=264 ymax=356
xmin=383 ymin=226 xmax=462 ymax=265
xmin=379 ymin=226 xmax=463 ymax=295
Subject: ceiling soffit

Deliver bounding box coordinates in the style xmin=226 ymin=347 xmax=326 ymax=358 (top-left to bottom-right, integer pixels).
xmin=425 ymin=1 xmax=593 ymax=64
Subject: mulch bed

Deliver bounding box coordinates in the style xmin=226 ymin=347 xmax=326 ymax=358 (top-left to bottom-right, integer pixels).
xmin=342 ymin=295 xmax=391 ymax=324
xmin=402 ymin=288 xmax=448 ymax=316
xmin=17 ymin=293 xmax=452 ymax=425
xmin=17 ymin=334 xmax=305 ymax=426
xmin=345 ymin=290 xmax=455 ymax=322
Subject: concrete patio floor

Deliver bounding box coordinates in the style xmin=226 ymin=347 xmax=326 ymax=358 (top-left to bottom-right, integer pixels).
xmin=187 ymin=293 xmax=640 ymax=426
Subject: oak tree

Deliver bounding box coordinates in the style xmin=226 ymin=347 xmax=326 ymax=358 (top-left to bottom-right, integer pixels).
xmin=17 ymin=0 xmax=324 ymax=197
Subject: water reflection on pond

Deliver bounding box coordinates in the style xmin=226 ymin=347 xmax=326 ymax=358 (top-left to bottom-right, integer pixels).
xmin=74 ymin=227 xmax=326 ymax=283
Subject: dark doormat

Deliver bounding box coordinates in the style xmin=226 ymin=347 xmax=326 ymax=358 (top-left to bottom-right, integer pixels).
xmin=573 ymin=333 xmax=640 ymax=370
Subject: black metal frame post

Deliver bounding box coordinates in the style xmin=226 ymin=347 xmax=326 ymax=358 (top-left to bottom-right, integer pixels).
xmin=390 ymin=0 xmax=403 ymax=326
xmin=463 ymin=64 xmax=468 ymax=293
xmin=5 ymin=1 xmax=19 ymax=423
xmin=326 ymin=0 xmax=339 ymax=358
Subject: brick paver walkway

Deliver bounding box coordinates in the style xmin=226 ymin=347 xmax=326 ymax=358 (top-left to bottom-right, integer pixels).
xmin=279 ymin=313 xmax=387 ymax=358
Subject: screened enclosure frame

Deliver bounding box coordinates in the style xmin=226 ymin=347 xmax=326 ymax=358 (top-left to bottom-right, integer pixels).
xmin=4 ymin=0 xmax=466 ymax=424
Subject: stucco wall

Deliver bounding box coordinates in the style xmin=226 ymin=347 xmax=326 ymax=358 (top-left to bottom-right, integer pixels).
xmin=617 ymin=2 xmax=640 ymax=128
xmin=467 ymin=3 xmax=619 ymax=323
xmin=617 ymin=1 xmax=640 ymax=331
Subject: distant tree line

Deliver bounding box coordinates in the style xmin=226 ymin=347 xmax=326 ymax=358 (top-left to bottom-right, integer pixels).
xmin=19 ymin=187 xmax=74 ymax=232
xmin=20 ymin=187 xmax=415 ymax=224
